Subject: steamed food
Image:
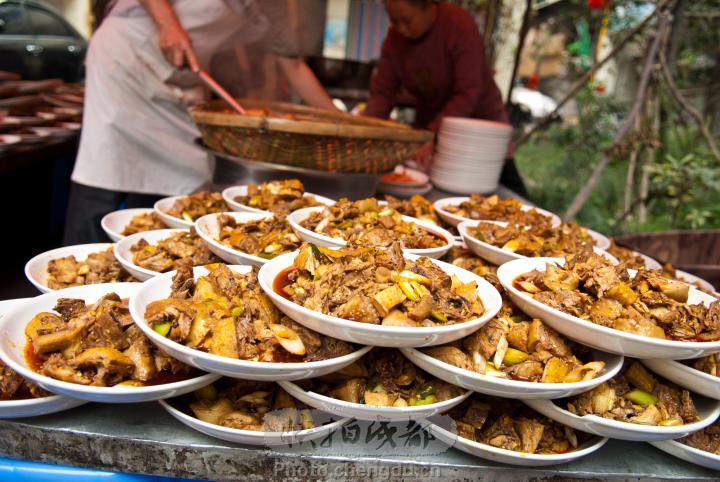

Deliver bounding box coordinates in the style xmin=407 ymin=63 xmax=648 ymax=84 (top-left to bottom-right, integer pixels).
xmin=165 ymin=191 xmax=227 ymax=222
xmin=46 ymin=247 xmax=133 ymax=289
xmin=445 ymin=194 xmax=552 ymax=226
xmin=131 ymin=229 xmax=221 ymax=273
xmin=216 ymin=214 xmax=300 ymax=259
xmin=233 ymin=179 xmax=322 ymax=215
xmin=122 ymin=212 xmax=166 ymax=236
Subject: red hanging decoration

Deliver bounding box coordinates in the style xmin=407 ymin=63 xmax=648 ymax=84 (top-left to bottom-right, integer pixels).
xmin=588 ymin=0 xmax=604 ymax=9
xmin=527 ymin=73 xmax=540 ymax=90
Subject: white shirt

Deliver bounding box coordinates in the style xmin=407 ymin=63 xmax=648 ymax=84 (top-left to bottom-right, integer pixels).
xmin=71 ymin=0 xmax=267 ymax=195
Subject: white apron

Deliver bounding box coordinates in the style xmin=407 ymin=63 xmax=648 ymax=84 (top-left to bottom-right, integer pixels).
xmin=71 ymin=0 xmax=267 ymax=196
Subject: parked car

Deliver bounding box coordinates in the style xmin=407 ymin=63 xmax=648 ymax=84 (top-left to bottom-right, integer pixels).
xmin=0 ymin=0 xmax=87 ymax=81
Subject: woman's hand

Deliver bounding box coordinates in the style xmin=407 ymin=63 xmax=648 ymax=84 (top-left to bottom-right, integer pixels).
xmin=414 ymin=140 xmax=435 ymax=172
xmin=158 ymin=22 xmax=199 ymax=71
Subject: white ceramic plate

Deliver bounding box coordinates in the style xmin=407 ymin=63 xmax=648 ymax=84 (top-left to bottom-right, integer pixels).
xmin=195 ymin=211 xmax=275 ymax=266
xmin=425 ymin=417 xmax=608 ymax=466
xmin=650 ymin=439 xmax=720 ymax=471
xmin=586 ymin=229 xmax=611 ymax=251
xmin=287 ymin=206 xmax=454 ymax=259
xmin=642 ymin=359 xmax=720 ymax=400
xmin=279 ymin=380 xmax=471 ymax=422
xmin=458 ymin=220 xmax=618 ymax=266
xmin=259 ymin=252 xmax=503 ymax=348
xmin=24 ymin=243 xmax=117 ymax=293
xmin=433 ymin=197 xmax=561 ymax=229
xmin=0 ymin=283 xmax=220 ymax=403
xmin=154 ymin=196 xmax=194 ymax=229
xmin=101 ymin=208 xmax=164 ymax=242
xmin=0 ymin=298 xmax=86 ymax=418
xmin=525 ymin=395 xmax=720 ymax=442
xmin=400 ymin=347 xmax=623 ymax=400
xmin=221 ymin=185 xmax=335 ymax=214
xmin=159 ymin=398 xmax=350 ymax=446
xmin=114 ymin=229 xmax=189 ymax=281
xmin=498 ymin=257 xmax=720 ymax=359
xmin=128 ymin=266 xmax=372 ymax=380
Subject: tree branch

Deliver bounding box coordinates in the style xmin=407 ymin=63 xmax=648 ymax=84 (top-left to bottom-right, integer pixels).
xmin=657 ymin=18 xmax=720 ymax=162
xmin=563 ymin=7 xmax=672 ymax=220
xmin=515 ymin=0 xmax=671 ymax=146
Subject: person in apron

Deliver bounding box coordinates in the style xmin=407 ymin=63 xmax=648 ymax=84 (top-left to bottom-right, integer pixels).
xmin=63 ymin=0 xmax=268 ymax=244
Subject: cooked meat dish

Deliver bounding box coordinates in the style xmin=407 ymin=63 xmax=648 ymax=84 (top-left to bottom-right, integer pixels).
xmin=472 ymin=221 xmax=597 ymax=258
xmin=442 ymin=246 xmax=499 ymax=288
xmin=25 ymin=294 xmax=192 ymax=387
xmin=424 ymin=301 xmax=605 ymax=383
xmin=1 ymin=360 xmax=48 ymax=400
xmin=384 ymin=194 xmax=442 ymax=226
xmin=566 ymin=360 xmax=699 ymax=426
xmin=46 ymin=247 xmax=134 ymax=290
xmin=514 ymin=251 xmax=720 ymax=341
xmin=662 ymin=263 xmax=717 ymax=296
xmin=687 ymin=353 xmax=720 ymax=377
xmin=277 ymin=243 xmax=484 ymax=327
xmin=145 ymin=263 xmax=355 ymax=362
xmin=184 ymin=380 xmax=318 ymax=432
xmin=607 ymin=242 xmax=649 ymax=270
xmin=444 ymin=194 xmax=552 ymax=226
xmin=165 ymin=191 xmax=227 ymax=222
xmin=300 ymin=198 xmax=446 ymax=250
xmin=448 ymin=393 xmax=588 ymax=454
xmin=217 ymin=214 xmax=301 ymax=259
xmin=122 ymin=211 xmax=167 ymax=236
xmin=131 ymin=229 xmax=222 ymax=273
xmin=233 ymin=179 xmax=322 ymax=215
xmin=680 ymin=420 xmax=720 ymax=454
xmin=298 ymin=349 xmax=465 ymax=407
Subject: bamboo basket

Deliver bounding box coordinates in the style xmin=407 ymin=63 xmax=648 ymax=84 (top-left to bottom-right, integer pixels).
xmin=190 ymin=99 xmax=433 ymax=174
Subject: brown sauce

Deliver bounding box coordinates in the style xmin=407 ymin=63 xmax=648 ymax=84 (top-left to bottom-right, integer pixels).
xmin=274 ymin=266 xmax=298 ymax=300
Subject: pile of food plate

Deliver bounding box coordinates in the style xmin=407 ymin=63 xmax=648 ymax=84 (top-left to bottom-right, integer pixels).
xmin=5 ymin=180 xmax=720 ymax=469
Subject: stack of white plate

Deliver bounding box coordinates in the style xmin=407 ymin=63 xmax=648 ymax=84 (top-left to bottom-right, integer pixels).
xmin=432 ymin=117 xmax=513 ymax=194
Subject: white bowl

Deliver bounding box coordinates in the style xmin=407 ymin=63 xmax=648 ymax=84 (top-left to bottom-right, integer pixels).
xmin=0 ymin=298 xmax=86 ymax=418
xmin=425 ymin=417 xmax=608 ymax=466
xmin=114 ymin=229 xmax=189 ymax=281
xmin=221 ymin=185 xmax=335 ymax=214
xmin=638 ymin=252 xmax=663 ymax=270
xmin=441 ymin=116 xmax=514 ymax=132
xmin=642 ymin=358 xmax=720 ymax=400
xmin=0 ymin=283 xmax=220 ymax=403
xmin=434 ymin=197 xmax=561 ymax=228
xmin=650 ymin=439 xmax=720 ymax=471
xmin=458 ymin=220 xmax=619 ymax=267
xmin=524 ymin=395 xmax=720 ymax=442
xmin=128 ymin=266 xmax=372 ymax=380
xmin=101 ymin=208 xmax=163 ymax=242
xmin=586 ymin=229 xmax=611 ymax=250
xmin=287 ymin=206 xmax=454 ymax=259
xmin=676 ymin=270 xmax=716 ymax=294
xmin=154 ymin=196 xmax=194 ymax=229
xmin=159 ymin=398 xmax=350 ymax=446
xmin=400 ymin=347 xmax=624 ymax=400
xmin=259 ymin=252 xmax=503 ymax=348
xmin=195 ymin=211 xmax=277 ymax=266
xmin=25 ymin=243 xmax=116 ymax=293
xmin=498 ymin=257 xmax=720 ymax=359
xmin=278 ymin=380 xmax=471 ymax=422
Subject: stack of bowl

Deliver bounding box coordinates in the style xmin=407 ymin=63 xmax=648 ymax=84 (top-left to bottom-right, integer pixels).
xmin=432 ymin=117 xmax=513 ymax=194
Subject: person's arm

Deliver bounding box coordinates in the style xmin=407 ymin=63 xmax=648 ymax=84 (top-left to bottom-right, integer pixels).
xmin=424 ymin=16 xmax=488 ymax=132
xmin=138 ymin=0 xmax=199 ymax=71
xmin=364 ymin=36 xmax=401 ymax=119
xmin=276 ymin=56 xmax=337 ymax=110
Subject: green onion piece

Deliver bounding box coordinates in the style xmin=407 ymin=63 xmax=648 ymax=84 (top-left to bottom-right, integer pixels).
xmin=231 ymin=306 xmax=244 ymax=318
xmin=409 ymin=394 xmax=437 ymax=406
xmin=659 ymin=418 xmax=683 ymax=426
xmin=195 ymin=384 xmax=218 ymax=401
xmin=503 ymin=347 xmax=530 ymax=366
xmin=181 ymin=211 xmax=193 ymax=222
xmin=153 ymin=321 xmax=172 ymax=337
xmin=417 ymin=382 xmax=435 ymax=399
xmin=623 ymin=389 xmax=658 ymax=407
xmin=430 ymin=311 xmax=448 ymax=323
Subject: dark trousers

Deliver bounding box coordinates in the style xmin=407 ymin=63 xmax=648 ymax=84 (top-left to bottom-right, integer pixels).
xmin=500 ymin=158 xmax=528 ymax=198
xmin=63 ymin=182 xmax=163 ymax=245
